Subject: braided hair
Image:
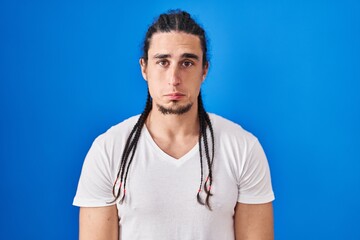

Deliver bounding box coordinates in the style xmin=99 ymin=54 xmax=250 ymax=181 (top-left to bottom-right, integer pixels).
xmin=112 ymin=10 xmax=215 ymax=209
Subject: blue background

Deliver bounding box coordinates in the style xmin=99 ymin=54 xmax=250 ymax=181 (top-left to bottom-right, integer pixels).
xmin=1 ymin=0 xmax=359 ymax=239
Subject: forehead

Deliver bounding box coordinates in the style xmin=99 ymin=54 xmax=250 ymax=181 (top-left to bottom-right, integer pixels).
xmin=148 ymin=31 xmax=202 ymax=57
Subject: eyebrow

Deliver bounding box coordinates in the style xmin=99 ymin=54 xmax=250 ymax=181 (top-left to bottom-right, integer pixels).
xmin=153 ymin=53 xmax=200 ymax=61
xmin=153 ymin=54 xmax=171 ymax=59
xmin=181 ymin=53 xmax=199 ymax=60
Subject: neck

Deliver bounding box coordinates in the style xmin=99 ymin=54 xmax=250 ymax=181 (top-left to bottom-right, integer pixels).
xmin=146 ymin=101 xmax=200 ymax=139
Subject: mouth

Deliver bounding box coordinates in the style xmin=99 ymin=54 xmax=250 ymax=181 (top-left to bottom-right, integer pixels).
xmin=164 ymin=92 xmax=186 ymax=100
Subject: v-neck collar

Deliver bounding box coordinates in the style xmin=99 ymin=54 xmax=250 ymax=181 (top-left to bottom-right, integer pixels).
xmin=143 ymin=125 xmax=199 ymax=166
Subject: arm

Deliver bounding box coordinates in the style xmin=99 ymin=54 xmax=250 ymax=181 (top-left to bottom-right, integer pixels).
xmin=234 ymin=202 xmax=274 ymax=240
xmin=79 ymin=205 xmax=119 ymax=240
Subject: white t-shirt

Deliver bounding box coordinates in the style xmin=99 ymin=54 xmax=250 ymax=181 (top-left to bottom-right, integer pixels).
xmin=73 ymin=113 xmax=275 ymax=240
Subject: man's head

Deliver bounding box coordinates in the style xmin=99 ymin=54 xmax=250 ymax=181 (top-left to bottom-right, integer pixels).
xmin=139 ymin=10 xmax=209 ymax=115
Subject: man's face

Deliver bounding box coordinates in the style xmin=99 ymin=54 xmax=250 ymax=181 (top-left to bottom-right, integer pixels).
xmin=140 ymin=31 xmax=208 ymax=115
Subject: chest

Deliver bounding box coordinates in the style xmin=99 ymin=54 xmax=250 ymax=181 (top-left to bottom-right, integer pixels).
xmin=117 ymin=138 xmax=239 ymax=220
xmin=152 ymin=136 xmax=199 ymax=159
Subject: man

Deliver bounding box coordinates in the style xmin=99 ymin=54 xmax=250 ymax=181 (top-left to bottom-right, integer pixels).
xmin=73 ymin=10 xmax=275 ymax=240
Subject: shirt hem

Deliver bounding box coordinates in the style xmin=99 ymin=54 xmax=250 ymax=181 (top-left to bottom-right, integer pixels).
xmin=237 ymin=194 xmax=275 ymax=204
xmin=73 ymin=197 xmax=117 ymax=207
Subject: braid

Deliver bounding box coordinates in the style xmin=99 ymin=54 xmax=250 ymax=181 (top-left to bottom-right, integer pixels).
xmin=197 ymin=93 xmax=215 ymax=210
xmin=196 ymin=101 xmax=206 ymax=205
xmin=111 ymin=92 xmax=152 ymax=203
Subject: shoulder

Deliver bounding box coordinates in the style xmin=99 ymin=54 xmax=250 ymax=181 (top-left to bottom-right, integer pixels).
xmin=208 ymin=113 xmax=258 ymax=145
xmin=94 ymin=114 xmax=140 ymax=146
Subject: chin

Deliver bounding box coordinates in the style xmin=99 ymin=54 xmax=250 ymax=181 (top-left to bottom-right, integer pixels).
xmin=156 ymin=102 xmax=193 ymax=115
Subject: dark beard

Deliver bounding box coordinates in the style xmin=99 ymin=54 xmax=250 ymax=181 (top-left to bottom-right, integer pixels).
xmin=156 ymin=102 xmax=193 ymax=115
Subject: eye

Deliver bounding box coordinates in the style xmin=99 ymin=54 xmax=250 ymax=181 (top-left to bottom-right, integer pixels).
xmin=157 ymin=60 xmax=169 ymax=67
xmin=182 ymin=61 xmax=194 ymax=68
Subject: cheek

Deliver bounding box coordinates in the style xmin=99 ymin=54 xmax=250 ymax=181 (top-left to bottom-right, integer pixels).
xmin=147 ymin=80 xmax=164 ymax=99
xmin=146 ymin=70 xmax=165 ymax=85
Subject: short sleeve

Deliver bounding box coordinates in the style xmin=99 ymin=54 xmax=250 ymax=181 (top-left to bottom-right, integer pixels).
xmin=73 ymin=139 xmax=116 ymax=207
xmin=237 ymin=139 xmax=275 ymax=204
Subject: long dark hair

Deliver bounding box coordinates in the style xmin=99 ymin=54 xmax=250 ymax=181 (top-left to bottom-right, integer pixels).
xmin=112 ymin=10 xmax=215 ymax=209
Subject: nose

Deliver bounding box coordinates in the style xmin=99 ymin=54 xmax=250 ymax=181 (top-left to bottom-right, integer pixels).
xmin=168 ymin=65 xmax=181 ymax=86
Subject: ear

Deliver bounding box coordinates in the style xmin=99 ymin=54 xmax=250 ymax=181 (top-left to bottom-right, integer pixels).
xmin=202 ymin=62 xmax=209 ymax=82
xmin=139 ymin=58 xmax=147 ymax=81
